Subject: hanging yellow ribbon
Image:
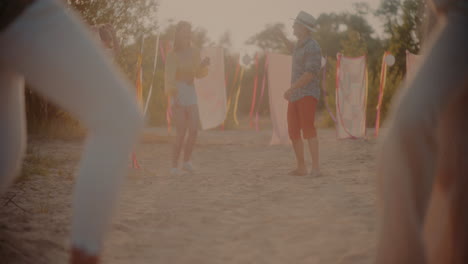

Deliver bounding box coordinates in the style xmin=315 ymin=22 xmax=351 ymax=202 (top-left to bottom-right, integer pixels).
xmin=374 ymin=51 xmax=389 ymax=137
xmin=223 ymin=59 xmax=241 ymax=128
xmin=233 ymin=67 xmax=245 ymax=126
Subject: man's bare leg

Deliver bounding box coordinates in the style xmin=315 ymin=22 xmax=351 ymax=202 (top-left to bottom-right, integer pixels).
xmin=290 ymin=139 xmax=307 ymax=176
xmin=307 ymin=137 xmax=319 ymax=174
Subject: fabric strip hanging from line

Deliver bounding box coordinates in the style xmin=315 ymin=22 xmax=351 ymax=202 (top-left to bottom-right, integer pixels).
xmin=143 ymin=34 xmax=160 ymax=116
xmin=194 ymin=47 xmax=227 ymax=130
xmin=159 ymin=40 xmax=172 ymax=133
xmin=233 ymin=67 xmax=245 ymax=126
xmin=335 ymin=54 xmax=368 ymax=139
xmin=267 ymin=53 xmax=291 ymax=145
xmin=223 ymin=58 xmax=241 ymax=127
xmin=374 ymin=51 xmax=390 ymax=137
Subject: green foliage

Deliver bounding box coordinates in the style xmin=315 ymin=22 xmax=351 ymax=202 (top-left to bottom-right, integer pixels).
xmin=245 ymin=23 xmax=291 ymax=54
xmin=376 ymin=0 xmax=426 ymax=73
xmin=68 ymin=0 xmax=159 ymax=40
xmin=341 ymin=30 xmax=368 ymax=56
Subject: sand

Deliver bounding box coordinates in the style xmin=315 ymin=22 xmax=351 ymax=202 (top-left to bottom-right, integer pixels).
xmin=0 ymin=127 xmax=379 ymax=264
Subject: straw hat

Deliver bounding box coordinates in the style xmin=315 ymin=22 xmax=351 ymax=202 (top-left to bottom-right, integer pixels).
xmin=293 ymin=11 xmax=317 ymax=32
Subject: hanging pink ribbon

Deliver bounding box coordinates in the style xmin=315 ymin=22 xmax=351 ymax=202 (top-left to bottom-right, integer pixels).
xmin=131 ymin=151 xmax=140 ymax=169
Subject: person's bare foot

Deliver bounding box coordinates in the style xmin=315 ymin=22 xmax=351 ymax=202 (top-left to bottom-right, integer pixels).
xmin=288 ymin=168 xmax=308 ymax=176
xmin=70 ymin=248 xmax=99 ymax=264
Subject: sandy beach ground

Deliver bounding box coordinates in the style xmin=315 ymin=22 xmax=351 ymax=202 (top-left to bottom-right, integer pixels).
xmin=1 ymin=125 xmax=380 ymax=264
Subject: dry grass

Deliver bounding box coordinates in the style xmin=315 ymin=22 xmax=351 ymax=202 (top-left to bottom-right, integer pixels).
xmin=16 ymin=146 xmax=62 ymax=183
xmin=29 ymin=117 xmax=86 ymax=141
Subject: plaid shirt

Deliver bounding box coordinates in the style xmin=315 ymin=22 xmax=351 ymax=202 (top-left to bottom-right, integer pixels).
xmin=289 ymin=37 xmax=322 ymax=102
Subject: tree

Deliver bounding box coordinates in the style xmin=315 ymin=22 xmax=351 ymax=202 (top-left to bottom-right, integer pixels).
xmin=353 ymin=2 xmax=371 ymax=16
xmin=376 ymin=0 xmax=426 ymax=73
xmin=341 ymin=30 xmax=368 ymax=56
xmin=67 ymin=0 xmax=159 ymax=42
xmin=245 ymin=23 xmax=290 ymax=53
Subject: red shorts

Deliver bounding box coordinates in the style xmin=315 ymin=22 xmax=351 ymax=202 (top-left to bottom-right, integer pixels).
xmin=287 ymin=96 xmax=318 ymax=140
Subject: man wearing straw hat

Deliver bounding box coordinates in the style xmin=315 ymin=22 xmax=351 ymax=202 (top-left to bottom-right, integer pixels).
xmin=277 ymin=11 xmax=323 ymax=176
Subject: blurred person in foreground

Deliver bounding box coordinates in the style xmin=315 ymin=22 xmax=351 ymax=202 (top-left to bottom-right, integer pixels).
xmin=376 ymin=0 xmax=468 ymax=263
xmin=0 ymin=0 xmax=144 ymax=263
